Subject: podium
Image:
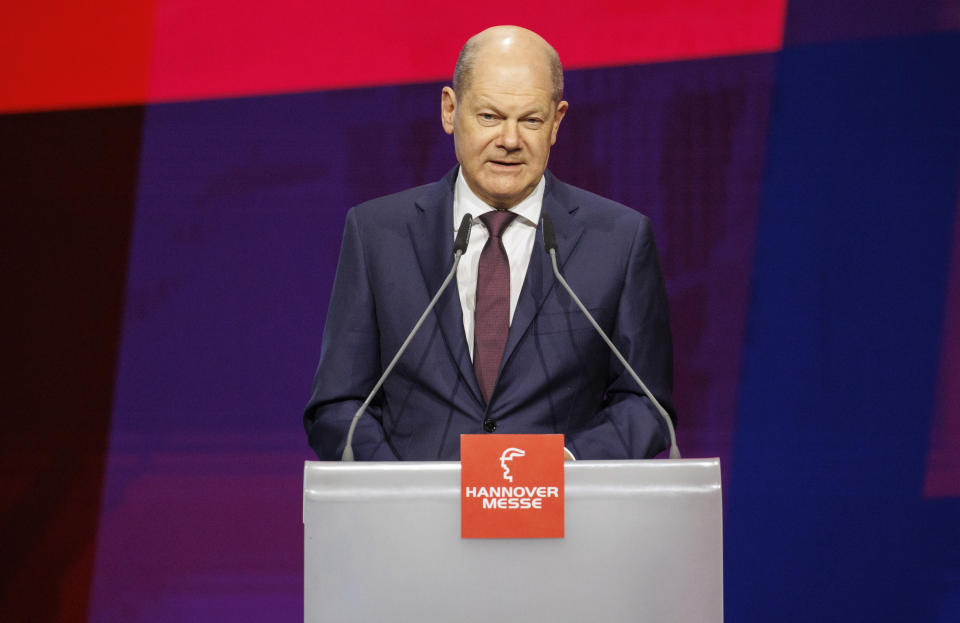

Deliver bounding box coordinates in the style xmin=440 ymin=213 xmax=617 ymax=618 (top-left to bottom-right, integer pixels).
xmin=303 ymin=459 xmax=722 ymax=622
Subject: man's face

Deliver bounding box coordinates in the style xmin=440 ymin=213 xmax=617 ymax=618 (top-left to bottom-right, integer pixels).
xmin=442 ymin=53 xmax=567 ymax=210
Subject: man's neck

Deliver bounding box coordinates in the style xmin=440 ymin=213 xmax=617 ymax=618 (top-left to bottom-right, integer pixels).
xmin=453 ymin=169 xmax=546 ymax=228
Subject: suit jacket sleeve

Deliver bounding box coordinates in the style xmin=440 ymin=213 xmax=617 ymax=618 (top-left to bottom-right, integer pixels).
xmin=564 ymin=215 xmax=675 ymax=459
xmin=303 ymin=208 xmax=399 ymax=460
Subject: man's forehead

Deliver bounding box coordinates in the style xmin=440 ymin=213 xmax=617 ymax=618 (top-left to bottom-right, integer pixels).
xmin=469 ymin=56 xmax=553 ymax=95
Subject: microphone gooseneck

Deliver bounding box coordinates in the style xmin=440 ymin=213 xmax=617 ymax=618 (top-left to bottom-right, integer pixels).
xmin=341 ymin=213 xmax=474 ymax=460
xmin=540 ymin=214 xmax=681 ymax=459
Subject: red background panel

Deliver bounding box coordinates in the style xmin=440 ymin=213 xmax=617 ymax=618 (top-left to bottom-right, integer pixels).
xmin=0 ymin=0 xmax=155 ymax=113
xmin=1 ymin=0 xmax=786 ymax=113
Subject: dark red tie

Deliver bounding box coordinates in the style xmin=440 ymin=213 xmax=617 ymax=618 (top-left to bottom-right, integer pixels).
xmin=474 ymin=210 xmax=517 ymax=404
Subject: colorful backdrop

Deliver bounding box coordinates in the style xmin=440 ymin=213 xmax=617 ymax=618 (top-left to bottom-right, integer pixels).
xmin=2 ymin=1 xmax=959 ymax=621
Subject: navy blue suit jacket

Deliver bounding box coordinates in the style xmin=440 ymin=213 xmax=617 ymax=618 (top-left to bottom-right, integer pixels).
xmin=304 ymin=167 xmax=674 ymax=460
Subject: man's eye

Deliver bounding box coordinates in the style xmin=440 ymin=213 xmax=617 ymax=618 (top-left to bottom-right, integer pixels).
xmin=524 ymin=118 xmax=544 ymax=127
xmin=479 ymin=113 xmax=497 ymax=121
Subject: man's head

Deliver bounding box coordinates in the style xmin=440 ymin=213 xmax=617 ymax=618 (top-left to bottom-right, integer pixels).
xmin=441 ymin=26 xmax=568 ymax=210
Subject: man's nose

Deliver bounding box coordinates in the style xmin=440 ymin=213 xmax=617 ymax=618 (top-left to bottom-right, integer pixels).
xmin=497 ymin=121 xmax=520 ymax=151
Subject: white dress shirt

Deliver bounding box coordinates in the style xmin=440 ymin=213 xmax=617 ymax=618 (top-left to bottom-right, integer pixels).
xmin=453 ymin=169 xmax=544 ymax=360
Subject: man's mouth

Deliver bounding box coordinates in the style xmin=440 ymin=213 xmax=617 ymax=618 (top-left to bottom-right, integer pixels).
xmin=490 ymin=160 xmax=522 ymax=167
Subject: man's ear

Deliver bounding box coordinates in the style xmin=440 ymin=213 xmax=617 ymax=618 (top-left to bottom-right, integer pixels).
xmin=441 ymin=87 xmax=457 ymax=135
xmin=550 ymin=100 xmax=569 ymax=146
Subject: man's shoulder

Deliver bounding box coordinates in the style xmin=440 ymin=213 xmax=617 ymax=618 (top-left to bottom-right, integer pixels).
xmin=348 ymin=173 xmax=454 ymax=224
xmin=353 ymin=181 xmax=435 ymax=210
xmin=549 ymin=174 xmax=651 ymax=226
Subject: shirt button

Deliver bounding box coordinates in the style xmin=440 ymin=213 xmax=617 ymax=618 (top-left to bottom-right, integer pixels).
xmin=483 ymin=419 xmax=497 ymax=433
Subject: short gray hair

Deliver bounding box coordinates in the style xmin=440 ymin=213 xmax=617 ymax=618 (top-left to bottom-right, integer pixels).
xmin=452 ymin=37 xmax=564 ymax=103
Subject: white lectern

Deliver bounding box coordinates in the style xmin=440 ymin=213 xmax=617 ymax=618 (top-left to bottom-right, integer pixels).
xmin=303 ymin=460 xmax=722 ymax=622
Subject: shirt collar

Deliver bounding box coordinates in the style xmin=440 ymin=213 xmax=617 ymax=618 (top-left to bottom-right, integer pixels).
xmin=453 ymin=167 xmax=544 ymax=231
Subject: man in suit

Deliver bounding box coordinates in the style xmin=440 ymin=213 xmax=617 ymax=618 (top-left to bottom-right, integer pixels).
xmin=304 ymin=25 xmax=674 ymax=460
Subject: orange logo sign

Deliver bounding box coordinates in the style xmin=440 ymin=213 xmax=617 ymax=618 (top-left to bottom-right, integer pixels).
xmin=461 ymin=434 xmax=565 ymax=538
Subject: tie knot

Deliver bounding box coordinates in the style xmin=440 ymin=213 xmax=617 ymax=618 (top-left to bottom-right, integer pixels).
xmin=479 ymin=210 xmax=517 ymax=238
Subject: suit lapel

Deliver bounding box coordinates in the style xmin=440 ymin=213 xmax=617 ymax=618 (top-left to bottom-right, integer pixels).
xmin=409 ymin=168 xmax=485 ymax=407
xmin=499 ymin=173 xmax=584 ymax=376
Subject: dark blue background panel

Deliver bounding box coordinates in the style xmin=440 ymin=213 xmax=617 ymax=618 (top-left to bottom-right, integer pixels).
xmin=729 ymin=33 xmax=960 ymax=622
xmin=925 ymin=188 xmax=960 ymax=499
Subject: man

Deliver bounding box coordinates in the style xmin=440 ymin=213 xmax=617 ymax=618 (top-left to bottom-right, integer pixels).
xmin=304 ymin=26 xmax=674 ymax=460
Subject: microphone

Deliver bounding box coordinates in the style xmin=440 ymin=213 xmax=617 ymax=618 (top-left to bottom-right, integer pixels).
xmin=453 ymin=212 xmax=472 ymax=254
xmin=341 ymin=213 xmax=473 ymax=460
xmin=541 ymin=214 xmax=681 ymax=459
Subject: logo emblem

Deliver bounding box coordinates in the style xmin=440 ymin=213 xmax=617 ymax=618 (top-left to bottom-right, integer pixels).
xmin=461 ymin=434 xmax=565 ymax=538
xmin=499 ymin=447 xmax=526 ymax=482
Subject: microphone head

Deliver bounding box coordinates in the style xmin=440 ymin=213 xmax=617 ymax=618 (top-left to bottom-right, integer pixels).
xmin=542 ymin=214 xmax=558 ymax=253
xmin=453 ymin=213 xmax=473 ymax=255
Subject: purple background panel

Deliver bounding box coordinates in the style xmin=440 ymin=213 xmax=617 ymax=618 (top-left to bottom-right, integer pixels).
xmin=89 ymin=434 xmax=301 ymax=622
xmin=89 ymin=55 xmax=774 ymax=621
xmin=556 ymin=55 xmax=776 ymax=471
